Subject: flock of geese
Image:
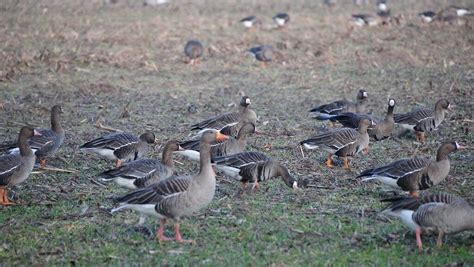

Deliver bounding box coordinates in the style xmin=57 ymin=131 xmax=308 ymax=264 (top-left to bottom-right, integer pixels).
xmin=1 ymin=0 xmax=473 ymax=253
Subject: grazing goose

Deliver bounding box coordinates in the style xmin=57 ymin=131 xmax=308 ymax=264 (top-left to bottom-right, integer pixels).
xmin=357 ymin=142 xmax=464 ymax=197
xmin=177 ymin=123 xmax=255 ymax=161
xmin=240 ymin=16 xmax=259 ymax=29
xmin=351 ymin=14 xmax=378 ymax=26
xmin=316 ymin=99 xmax=396 ymax=142
xmin=8 ymin=105 xmax=65 ymax=167
xmin=184 ymin=40 xmax=203 ymax=66
xmin=448 ymin=6 xmax=472 ymax=17
xmin=112 ymin=130 xmax=229 ymax=243
xmin=98 ymin=140 xmax=182 ymax=189
xmin=0 ymin=127 xmax=41 ymax=205
xmin=213 ymin=151 xmax=298 ymax=192
xmin=310 ymin=89 xmax=369 ymax=126
xmin=382 ymin=193 xmax=474 ymax=252
xmin=190 ymin=96 xmax=257 ymax=138
xmin=394 ymin=99 xmax=451 ymax=143
xmin=80 ymin=131 xmax=155 ymax=167
xmin=248 ymin=45 xmax=274 ymax=68
xmin=300 ymin=119 xmax=372 ymax=169
xmin=419 ymin=11 xmax=437 ymax=23
xmin=273 ymin=13 xmax=289 ymax=28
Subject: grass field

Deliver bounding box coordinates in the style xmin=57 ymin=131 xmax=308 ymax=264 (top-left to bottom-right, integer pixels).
xmin=0 ymin=0 xmax=473 ymax=265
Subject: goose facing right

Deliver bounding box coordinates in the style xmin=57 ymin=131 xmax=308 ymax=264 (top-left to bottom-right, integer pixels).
xmin=382 ymin=193 xmax=474 ymax=252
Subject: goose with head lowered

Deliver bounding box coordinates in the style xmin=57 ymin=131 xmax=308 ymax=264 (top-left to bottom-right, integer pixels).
xmin=111 ymin=130 xmax=229 ymax=243
xmin=0 ymin=127 xmax=41 ymax=205
xmin=382 ymin=193 xmax=474 ymax=252
xmin=357 ymin=141 xmax=465 ymax=197
xmin=184 ymin=40 xmax=203 ymax=66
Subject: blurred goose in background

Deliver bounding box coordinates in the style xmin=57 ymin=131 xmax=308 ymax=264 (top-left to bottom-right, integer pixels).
xmin=382 ymin=193 xmax=474 ymax=252
xmin=240 ymin=16 xmax=260 ymax=29
xmin=80 ymin=131 xmax=156 ymax=167
xmin=419 ymin=11 xmax=437 ymax=23
xmin=177 ymin=123 xmax=255 ymax=161
xmin=248 ymin=45 xmax=274 ymax=68
xmin=184 ymin=40 xmax=203 ymax=66
xmin=213 ymin=151 xmax=298 ymax=192
xmin=273 ymin=13 xmax=289 ymax=28
xmin=351 ymin=14 xmax=378 ymax=26
xmin=300 ymin=119 xmax=372 ymax=169
xmin=448 ymin=6 xmax=472 ymax=17
xmin=357 ymin=142 xmax=464 ymax=197
xmin=377 ymin=0 xmax=388 ymax=12
xmin=190 ymin=96 xmax=257 ymax=138
xmin=98 ymin=140 xmax=182 ymax=189
xmin=310 ymin=89 xmax=369 ymax=126
xmin=0 ymin=127 xmax=41 ymax=205
xmin=7 ymin=105 xmax=65 ymax=168
xmin=112 ymin=130 xmax=229 ymax=243
xmin=394 ymin=99 xmax=451 ymax=144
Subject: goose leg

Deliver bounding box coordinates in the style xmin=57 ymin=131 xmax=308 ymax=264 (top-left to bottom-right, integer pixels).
xmin=0 ymin=187 xmax=15 ymax=206
xmin=251 ymin=181 xmax=260 ymax=192
xmin=415 ymin=228 xmax=423 ymax=252
xmin=409 ymin=191 xmax=419 ymax=198
xmin=436 ymin=230 xmax=444 ymax=248
xmin=328 ymin=121 xmax=335 ymax=128
xmin=415 ymin=131 xmax=426 ymax=144
xmin=115 ymin=159 xmax=122 ymax=168
xmin=39 ymin=159 xmax=47 ymax=168
xmin=362 ymin=147 xmax=369 ymax=154
xmin=174 ymin=222 xmax=193 ymax=243
xmin=156 ymin=218 xmax=174 ymax=241
xmin=342 ymin=157 xmax=350 ymax=169
xmin=325 ymin=154 xmax=334 ymax=168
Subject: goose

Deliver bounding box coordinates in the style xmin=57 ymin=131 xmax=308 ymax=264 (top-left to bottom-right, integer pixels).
xmin=213 ymin=151 xmax=298 ymax=192
xmin=80 ymin=131 xmax=156 ymax=167
xmin=248 ymin=45 xmax=274 ymax=68
xmin=419 ymin=11 xmax=437 ymax=23
xmin=357 ymin=142 xmax=465 ymax=197
xmin=273 ymin=13 xmax=289 ymax=28
xmin=184 ymin=40 xmax=203 ymax=66
xmin=448 ymin=6 xmax=472 ymax=17
xmin=310 ymin=89 xmax=369 ymax=126
xmin=377 ymin=0 xmax=388 ymax=12
xmin=394 ymin=99 xmax=451 ymax=143
xmin=0 ymin=127 xmax=41 ymax=205
xmin=111 ymin=130 xmax=229 ymax=243
xmin=382 ymin=193 xmax=474 ymax=252
xmin=315 ymin=99 xmax=396 ymax=143
xmin=98 ymin=140 xmax=182 ymax=189
xmin=300 ymin=119 xmax=372 ymax=169
xmin=190 ymin=96 xmax=257 ymax=138
xmin=7 ymin=105 xmax=65 ymax=167
xmin=351 ymin=14 xmax=378 ymax=26
xmin=177 ymin=123 xmax=255 ymax=161
xmin=240 ymin=16 xmax=259 ymax=29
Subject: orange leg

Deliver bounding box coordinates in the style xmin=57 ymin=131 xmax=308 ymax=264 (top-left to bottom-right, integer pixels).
xmin=409 ymin=191 xmax=419 ymax=198
xmin=174 ymin=222 xmax=193 ymax=243
xmin=363 ymin=147 xmax=369 ymax=155
xmin=39 ymin=159 xmax=47 ymax=168
xmin=328 ymin=121 xmax=335 ymax=128
xmin=0 ymin=187 xmax=15 ymax=206
xmin=115 ymin=159 xmax=122 ymax=168
xmin=416 ymin=228 xmax=423 ymax=252
xmin=342 ymin=157 xmax=350 ymax=170
xmin=325 ymin=154 xmax=334 ymax=168
xmin=415 ymin=131 xmax=426 ymax=144
xmin=260 ymin=61 xmax=267 ymax=68
xmin=436 ymin=230 xmax=444 ymax=248
xmin=251 ymin=181 xmax=260 ymax=193
xmin=156 ymin=218 xmax=174 ymax=241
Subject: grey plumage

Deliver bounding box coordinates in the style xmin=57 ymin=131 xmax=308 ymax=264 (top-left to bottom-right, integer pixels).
xmin=310 ymin=89 xmax=369 ymax=116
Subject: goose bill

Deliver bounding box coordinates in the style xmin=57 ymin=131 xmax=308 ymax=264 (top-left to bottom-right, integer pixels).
xmin=216 ymin=132 xmax=229 ymax=142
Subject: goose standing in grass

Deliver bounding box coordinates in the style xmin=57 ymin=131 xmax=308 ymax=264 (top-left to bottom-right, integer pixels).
xmin=177 ymin=123 xmax=255 ymax=161
xmin=419 ymin=11 xmax=437 ymax=23
xmin=273 ymin=13 xmax=289 ymax=28
xmin=184 ymin=40 xmax=203 ymax=66
xmin=448 ymin=6 xmax=472 ymax=17
xmin=112 ymin=130 xmax=229 ymax=243
xmin=190 ymin=96 xmax=257 ymax=138
xmin=7 ymin=105 xmax=65 ymax=168
xmin=351 ymin=14 xmax=378 ymax=26
xmin=382 ymin=193 xmax=474 ymax=252
xmin=80 ymin=131 xmax=156 ymax=167
xmin=300 ymin=119 xmax=372 ymax=169
xmin=357 ymin=142 xmax=464 ymax=197
xmin=310 ymin=89 xmax=369 ymax=126
xmin=394 ymin=99 xmax=451 ymax=144
xmin=98 ymin=140 xmax=182 ymax=189
xmin=213 ymin=151 xmax=298 ymax=192
xmin=248 ymin=45 xmax=274 ymax=68
xmin=240 ymin=16 xmax=259 ymax=29
xmin=0 ymin=127 xmax=41 ymax=205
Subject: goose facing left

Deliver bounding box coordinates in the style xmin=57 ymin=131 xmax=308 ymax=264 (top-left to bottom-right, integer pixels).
xmin=0 ymin=127 xmax=41 ymax=205
xmin=80 ymin=131 xmax=156 ymax=167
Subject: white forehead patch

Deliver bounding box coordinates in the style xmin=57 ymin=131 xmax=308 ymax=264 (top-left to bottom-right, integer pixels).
xmin=389 ymin=99 xmax=395 ymax=106
xmin=246 ymin=98 xmax=251 ymax=105
xmin=363 ymin=91 xmax=368 ymax=97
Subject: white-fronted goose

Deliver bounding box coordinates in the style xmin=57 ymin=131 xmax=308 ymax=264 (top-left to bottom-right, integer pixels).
xmin=240 ymin=16 xmax=259 ymax=29
xmin=273 ymin=13 xmax=289 ymax=28
xmin=8 ymin=105 xmax=65 ymax=168
xmin=184 ymin=40 xmax=203 ymax=66
xmin=448 ymin=6 xmax=472 ymax=17
xmin=351 ymin=14 xmax=378 ymax=26
xmin=111 ymin=130 xmax=229 ymax=243
xmin=300 ymin=119 xmax=372 ymax=169
xmin=310 ymin=90 xmax=369 ymax=126
xmin=190 ymin=96 xmax=257 ymax=138
xmin=394 ymin=99 xmax=451 ymax=143
xmin=419 ymin=11 xmax=437 ymax=23
xmin=213 ymin=151 xmax=298 ymax=192
xmin=249 ymin=45 xmax=274 ymax=68
xmin=80 ymin=131 xmax=155 ymax=167
xmin=98 ymin=140 xmax=182 ymax=189
xmin=0 ymin=127 xmax=41 ymax=205
xmin=177 ymin=123 xmax=255 ymax=161
xmin=357 ymin=142 xmax=464 ymax=197
xmin=382 ymin=193 xmax=474 ymax=252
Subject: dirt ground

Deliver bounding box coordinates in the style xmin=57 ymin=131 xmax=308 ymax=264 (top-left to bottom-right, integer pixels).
xmin=0 ymin=0 xmax=473 ymax=265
